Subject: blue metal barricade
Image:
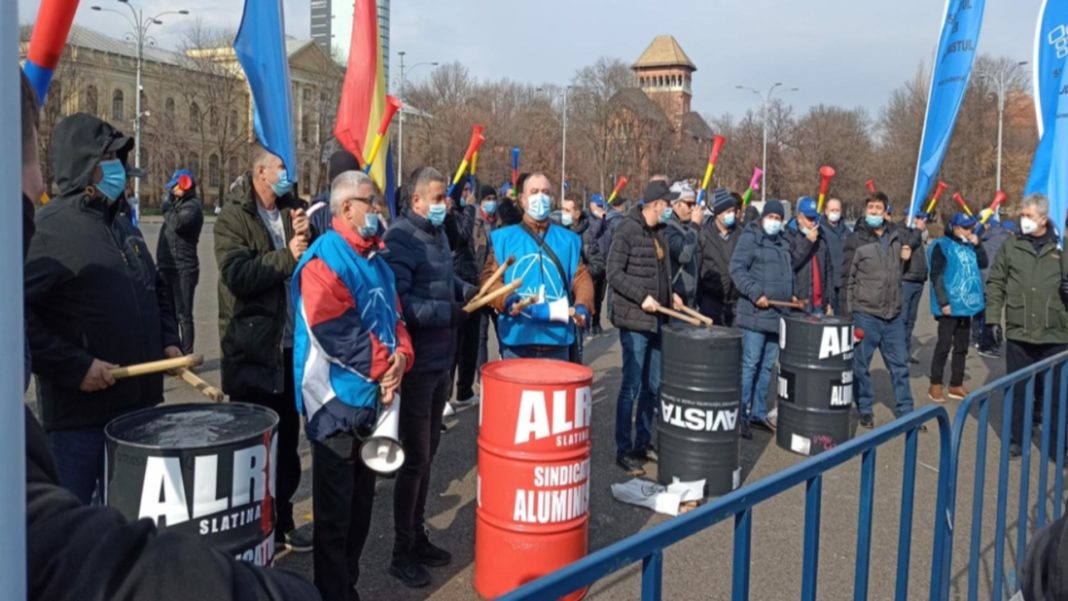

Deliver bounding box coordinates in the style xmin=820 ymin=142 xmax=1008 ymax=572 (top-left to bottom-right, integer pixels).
xmin=500 ymin=405 xmax=952 ymax=601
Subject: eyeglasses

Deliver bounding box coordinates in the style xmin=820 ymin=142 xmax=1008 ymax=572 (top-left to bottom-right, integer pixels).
xmin=344 ymin=196 xmax=373 ymax=205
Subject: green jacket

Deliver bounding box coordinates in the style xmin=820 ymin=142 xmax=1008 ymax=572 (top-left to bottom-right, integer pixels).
xmin=214 ymin=178 xmax=300 ymax=397
xmin=985 ymin=232 xmax=1068 ymax=345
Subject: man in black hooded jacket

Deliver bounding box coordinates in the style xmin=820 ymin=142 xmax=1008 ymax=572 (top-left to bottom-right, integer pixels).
xmin=157 ymin=168 xmax=204 ymax=355
xmin=25 ymin=113 xmax=181 ymax=504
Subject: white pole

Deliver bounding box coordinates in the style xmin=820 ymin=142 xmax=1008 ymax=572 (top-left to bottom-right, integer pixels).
xmin=133 ymin=8 xmax=143 ymax=202
xmin=397 ymin=52 xmax=405 ymax=186
xmin=561 ymin=86 xmax=568 ymax=201
xmin=2 ymin=1 xmax=27 ymax=597
xmin=761 ymin=98 xmax=768 ymax=203
xmin=995 ymin=79 xmax=1005 ymax=191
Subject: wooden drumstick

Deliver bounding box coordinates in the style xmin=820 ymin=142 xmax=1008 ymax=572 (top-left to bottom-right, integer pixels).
xmin=508 ymin=296 xmax=538 ymax=316
xmin=677 ymin=304 xmax=714 ymax=326
xmin=110 ymin=354 xmax=204 ymax=380
xmin=178 ymin=368 xmax=225 ymax=403
xmin=766 ymin=299 xmax=808 ymax=310
xmin=655 ymin=306 xmax=703 ymax=327
xmin=464 ymin=278 xmax=522 ymax=313
xmin=477 ymin=255 xmax=516 ymax=298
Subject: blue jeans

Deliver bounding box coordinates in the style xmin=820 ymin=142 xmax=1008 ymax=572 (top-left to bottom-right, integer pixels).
xmin=615 ymin=328 xmax=661 ymax=457
xmin=901 ymin=281 xmax=925 ymax=357
xmin=741 ymin=329 xmax=779 ymax=421
xmin=501 ymin=345 xmax=571 ymax=361
xmin=48 ymin=426 xmax=106 ymax=505
xmin=853 ymin=311 xmax=915 ymax=417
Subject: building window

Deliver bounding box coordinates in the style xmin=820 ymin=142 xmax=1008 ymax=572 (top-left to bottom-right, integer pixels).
xmin=229 ymin=110 xmax=239 ymax=138
xmin=301 ymin=112 xmax=312 ymax=144
xmin=189 ymin=102 xmax=201 ymax=133
xmin=208 ymin=153 xmax=220 ymax=187
xmin=84 ymin=85 xmax=98 ymax=114
xmin=165 ymin=97 xmax=175 ymax=122
xmin=188 ymin=152 xmax=200 ymax=179
xmin=112 ymin=89 xmax=124 ymax=122
xmin=209 ymin=107 xmax=220 ymax=131
xmin=227 ymin=156 xmax=239 ymax=185
xmin=302 ymin=160 xmax=312 ymax=196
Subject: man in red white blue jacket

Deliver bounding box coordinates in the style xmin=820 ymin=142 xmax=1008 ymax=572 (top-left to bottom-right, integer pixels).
xmin=293 ymin=170 xmax=414 ymax=601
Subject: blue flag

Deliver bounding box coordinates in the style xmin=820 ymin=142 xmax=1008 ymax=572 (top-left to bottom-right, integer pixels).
xmin=908 ymin=0 xmax=986 ymax=225
xmin=385 ymin=141 xmax=398 ymax=218
xmin=1025 ymin=0 xmax=1068 ymax=238
xmin=234 ymin=0 xmax=297 ymax=177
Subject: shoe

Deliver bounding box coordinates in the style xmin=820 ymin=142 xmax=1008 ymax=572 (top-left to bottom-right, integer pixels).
xmin=859 ymin=414 xmax=875 ymax=429
xmin=616 ymin=454 xmax=646 ymax=476
xmin=928 ymin=384 xmax=945 ymax=404
xmin=740 ymin=419 xmax=753 ymax=440
xmin=453 ymin=394 xmax=479 ymax=408
xmin=275 ymin=528 xmax=312 ymax=553
xmin=978 ymin=349 xmax=1001 ymax=359
xmin=947 ymin=386 xmax=969 ymax=401
xmin=440 ymin=422 xmax=449 ymax=433
xmin=414 ymin=534 xmax=452 ymax=567
xmin=443 ymin=402 xmax=456 ymax=417
xmin=389 ymin=555 xmax=430 ymax=588
xmin=750 ymin=416 xmax=776 ymax=432
xmin=631 ymin=446 xmax=658 ymax=463
xmin=1009 ymin=443 xmax=1022 ymax=458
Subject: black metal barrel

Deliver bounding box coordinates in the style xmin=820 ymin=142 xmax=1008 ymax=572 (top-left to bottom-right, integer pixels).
xmin=657 ymin=324 xmax=743 ymax=496
xmin=776 ymin=314 xmax=854 ymax=456
xmin=104 ymin=403 xmax=279 ymax=565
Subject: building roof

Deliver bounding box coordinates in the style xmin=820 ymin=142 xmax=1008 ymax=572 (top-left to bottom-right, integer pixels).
xmin=62 ymin=24 xmax=186 ymax=66
xmin=681 ymin=111 xmax=713 ymax=140
xmin=633 ymin=35 xmax=696 ymax=71
xmin=609 ymin=88 xmax=671 ymax=126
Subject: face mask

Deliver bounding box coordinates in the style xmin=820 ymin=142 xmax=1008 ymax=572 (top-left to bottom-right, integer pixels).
xmin=1021 ymin=217 xmax=1039 ymax=235
xmin=865 ymin=214 xmax=885 ymax=229
xmin=660 ymin=207 xmax=673 ymax=224
xmin=722 ymin=213 xmax=736 ymax=228
xmin=763 ymin=219 xmax=782 ymax=237
xmin=96 ymin=159 xmax=127 ymax=202
xmin=827 ymin=211 xmax=841 ymax=224
xmin=272 ymin=169 xmax=294 ymax=196
xmin=958 ymin=234 xmax=970 ymax=244
xmin=427 ymin=203 xmax=447 ymax=227
xmin=527 ymin=193 xmax=551 ymax=222
xmin=561 ymin=212 xmax=574 ymax=226
xmin=482 ymin=201 xmax=497 ymax=215
xmin=358 ymin=212 xmax=379 ymax=238
xmin=801 ymin=226 xmax=813 ymax=236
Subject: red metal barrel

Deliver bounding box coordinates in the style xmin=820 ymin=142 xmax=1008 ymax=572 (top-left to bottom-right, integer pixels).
xmin=475 ymin=359 xmax=593 ymax=600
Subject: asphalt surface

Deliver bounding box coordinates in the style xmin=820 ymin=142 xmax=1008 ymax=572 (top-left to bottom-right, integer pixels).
xmin=39 ymin=217 xmax=1059 ymax=601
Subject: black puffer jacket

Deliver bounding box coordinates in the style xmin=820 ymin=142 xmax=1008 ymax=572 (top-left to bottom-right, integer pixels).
xmin=446 ymin=204 xmax=479 ymax=284
xmin=25 ymin=113 xmax=180 ymax=431
xmin=841 ymin=218 xmax=905 ymax=319
xmin=698 ymin=220 xmax=741 ymax=311
xmin=607 ymin=208 xmax=672 ymax=333
xmin=157 ymin=190 xmax=204 ymax=272
xmin=384 ymin=212 xmax=475 ymax=372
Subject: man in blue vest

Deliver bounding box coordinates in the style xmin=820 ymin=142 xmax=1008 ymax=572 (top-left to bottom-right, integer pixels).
xmin=479 ymin=172 xmax=594 ymax=361
xmin=293 ymin=170 xmax=414 ymax=601
xmin=926 ymin=212 xmax=988 ymax=403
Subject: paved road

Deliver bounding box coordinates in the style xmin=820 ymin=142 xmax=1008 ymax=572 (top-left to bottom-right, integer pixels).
xmin=45 ymin=217 xmax=1052 ymax=600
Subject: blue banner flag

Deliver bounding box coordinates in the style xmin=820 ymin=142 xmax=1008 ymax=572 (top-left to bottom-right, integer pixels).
xmin=385 ymin=140 xmax=397 ymax=218
xmin=908 ymin=0 xmax=986 ymax=225
xmin=1025 ymin=0 xmax=1068 ymax=238
xmin=234 ymin=0 xmax=297 ymax=177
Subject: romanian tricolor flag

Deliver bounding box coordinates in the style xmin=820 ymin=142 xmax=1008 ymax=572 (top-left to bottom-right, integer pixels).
xmin=335 ymin=0 xmax=389 ymax=190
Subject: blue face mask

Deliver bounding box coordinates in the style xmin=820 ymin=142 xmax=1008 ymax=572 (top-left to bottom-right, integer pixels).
xmin=722 ymin=213 xmax=737 ymax=228
xmin=96 ymin=159 xmax=127 ymax=202
xmin=763 ymin=219 xmax=782 ymax=237
xmin=358 ymin=212 xmax=379 ymax=238
xmin=561 ymin=212 xmax=574 ymax=226
xmin=526 ymin=193 xmax=552 ymax=221
xmin=482 ymin=200 xmax=497 ymax=215
xmin=427 ymin=203 xmax=447 ymax=227
xmin=865 ymin=214 xmax=885 ymax=229
xmin=272 ymin=169 xmax=294 ymax=196
xmin=660 ymin=207 xmax=673 ymax=224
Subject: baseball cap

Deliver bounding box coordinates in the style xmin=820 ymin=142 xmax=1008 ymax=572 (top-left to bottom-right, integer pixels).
xmin=642 ymin=180 xmax=680 ymax=204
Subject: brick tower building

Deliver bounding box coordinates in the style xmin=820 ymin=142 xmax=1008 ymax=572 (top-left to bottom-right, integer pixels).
xmin=632 ymin=35 xmax=697 ymax=131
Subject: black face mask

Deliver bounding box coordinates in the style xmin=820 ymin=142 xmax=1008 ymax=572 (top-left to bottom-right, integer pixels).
xmin=22 ymin=194 xmax=35 ymax=259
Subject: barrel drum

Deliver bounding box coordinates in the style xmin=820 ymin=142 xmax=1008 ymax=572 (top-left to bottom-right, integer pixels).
xmin=776 ymin=314 xmax=854 ymax=456
xmin=657 ymin=324 xmax=743 ymax=497
xmin=475 ymin=359 xmax=593 ymax=600
xmin=105 ymin=403 xmax=279 ymax=566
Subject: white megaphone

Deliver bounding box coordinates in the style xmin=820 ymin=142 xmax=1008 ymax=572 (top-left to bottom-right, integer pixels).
xmin=360 ymin=393 xmax=406 ymax=474
xmin=547 ymin=297 xmax=571 ymax=323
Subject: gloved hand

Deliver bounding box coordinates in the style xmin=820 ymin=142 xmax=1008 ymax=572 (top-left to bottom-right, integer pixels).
xmin=573 ymin=305 xmax=590 ymax=328
xmin=504 ymin=294 xmax=522 ymax=316
xmin=527 ymin=302 xmax=552 ymax=322
xmin=985 ymin=323 xmax=1004 ymax=348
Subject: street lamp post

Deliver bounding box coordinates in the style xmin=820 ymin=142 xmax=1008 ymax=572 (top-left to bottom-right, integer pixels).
xmin=91 ymin=0 xmax=189 ymax=202
xmin=396 ymin=51 xmax=438 ymax=184
xmin=736 ymin=82 xmax=798 ymax=202
xmin=980 ymin=60 xmax=1028 ymax=190
xmin=538 ymin=85 xmax=573 ymax=201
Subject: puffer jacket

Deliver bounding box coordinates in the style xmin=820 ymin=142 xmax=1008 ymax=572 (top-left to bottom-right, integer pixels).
xmin=985 ymin=229 xmax=1068 ymax=345
xmin=446 ymin=204 xmax=479 ymax=284
xmin=214 ymin=177 xmax=301 ymax=397
xmin=607 ymin=208 xmax=672 ymax=333
xmin=384 ymin=211 xmax=475 ymax=372
xmin=157 ymin=189 xmax=204 ymax=272
xmin=568 ymin=212 xmax=606 ymax=280
xmin=729 ymin=222 xmax=794 ymax=333
xmin=841 ymin=218 xmax=905 ymax=319
xmin=663 ymin=213 xmax=700 ymax=307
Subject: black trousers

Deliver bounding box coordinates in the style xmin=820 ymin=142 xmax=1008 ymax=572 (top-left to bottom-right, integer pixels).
xmin=160 ymin=268 xmax=199 ymax=355
xmin=1008 ymin=339 xmax=1068 ymax=446
xmin=231 ymin=347 xmax=301 ymax=533
xmin=311 ymin=432 xmax=376 ymax=601
xmin=592 ymin=275 xmax=607 ymax=330
xmin=930 ymin=316 xmax=970 ymax=386
xmin=393 ymin=369 xmax=450 ymax=556
xmin=699 ymin=296 xmax=735 ymax=328
xmin=451 ymin=311 xmax=482 ymax=401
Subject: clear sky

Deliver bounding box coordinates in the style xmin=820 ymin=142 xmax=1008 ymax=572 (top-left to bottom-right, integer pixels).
xmin=19 ymin=0 xmax=1040 ymax=119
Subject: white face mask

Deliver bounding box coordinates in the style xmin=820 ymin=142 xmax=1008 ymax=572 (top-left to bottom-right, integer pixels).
xmin=1021 ymin=216 xmax=1040 ymax=235
xmin=827 ymin=211 xmax=841 ymax=224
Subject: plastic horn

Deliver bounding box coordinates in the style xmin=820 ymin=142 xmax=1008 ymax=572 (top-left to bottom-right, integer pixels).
xmin=111 ymin=354 xmax=204 ymax=380
xmin=697 ymin=135 xmax=727 ymax=206
xmin=477 ymin=255 xmax=516 ymax=298
xmin=359 ymin=393 xmax=405 ymax=474
xmin=816 ymin=165 xmax=836 ymax=213
xmin=952 ymin=192 xmax=974 ymax=217
xmin=447 ymin=126 xmax=486 ymax=196
xmin=865 ymin=179 xmax=877 ymax=195
xmin=979 ymin=191 xmax=1007 ymax=225
xmin=924 ymin=181 xmax=949 ymax=214
xmin=23 ymin=0 xmax=81 ymax=105
xmin=607 ymin=176 xmax=629 ymax=204
xmin=741 ymin=166 xmax=763 ymax=207
xmin=362 ymin=95 xmax=402 ymax=175
xmin=464 ymin=278 xmax=522 ymax=313
xmin=511 ymin=147 xmax=521 ymax=198
xmin=178 ymin=368 xmax=225 ymax=403
xmin=468 ymin=150 xmax=479 ymax=201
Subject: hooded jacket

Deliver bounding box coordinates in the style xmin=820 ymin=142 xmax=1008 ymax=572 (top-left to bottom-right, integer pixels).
xmin=841 ymin=217 xmax=905 ymax=319
xmin=157 ymin=187 xmax=204 ymax=272
xmin=606 ymin=207 xmax=672 ymax=333
xmin=662 ymin=212 xmax=700 ymax=307
xmin=25 ymin=113 xmax=180 ymax=431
